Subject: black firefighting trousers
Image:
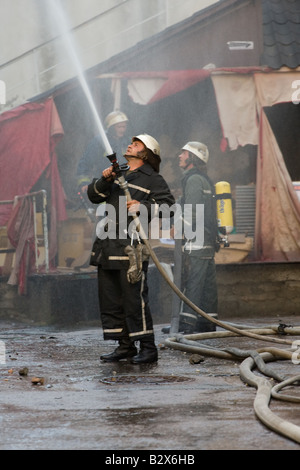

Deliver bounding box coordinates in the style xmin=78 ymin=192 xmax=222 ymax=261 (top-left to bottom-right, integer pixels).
xmin=180 ymin=254 xmax=218 ymax=332
xmin=97 ymin=262 xmax=155 ymax=341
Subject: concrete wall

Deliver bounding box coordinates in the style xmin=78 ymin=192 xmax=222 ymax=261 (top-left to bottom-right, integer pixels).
xmin=1 ymin=262 xmax=299 ymax=326
xmin=0 ymin=0 xmax=218 ymax=112
xmin=216 ymin=263 xmax=300 ymax=319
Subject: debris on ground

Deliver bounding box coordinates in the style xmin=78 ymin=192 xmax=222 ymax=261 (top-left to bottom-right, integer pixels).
xmin=189 ymin=353 xmax=205 ymax=364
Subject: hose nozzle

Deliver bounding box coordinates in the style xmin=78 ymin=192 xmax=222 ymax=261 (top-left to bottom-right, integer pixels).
xmin=106 ymin=152 xmax=129 ymax=176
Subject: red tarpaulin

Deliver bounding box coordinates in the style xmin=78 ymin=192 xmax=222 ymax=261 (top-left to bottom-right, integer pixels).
xmin=6 ymin=197 xmax=36 ymax=294
xmin=0 ymin=97 xmax=67 ymax=267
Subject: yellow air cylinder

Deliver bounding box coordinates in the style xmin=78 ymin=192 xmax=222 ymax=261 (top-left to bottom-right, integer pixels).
xmin=215 ymin=181 xmax=234 ymax=235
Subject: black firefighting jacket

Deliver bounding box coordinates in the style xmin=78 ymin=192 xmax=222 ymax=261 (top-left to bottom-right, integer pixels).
xmin=87 ymin=162 xmax=175 ymax=269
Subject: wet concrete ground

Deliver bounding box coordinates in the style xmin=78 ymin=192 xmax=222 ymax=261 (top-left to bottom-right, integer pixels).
xmin=0 ymin=316 xmax=300 ymax=451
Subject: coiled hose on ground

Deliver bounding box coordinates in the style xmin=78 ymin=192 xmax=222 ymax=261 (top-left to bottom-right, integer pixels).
xmin=118 ymin=171 xmax=300 ymax=445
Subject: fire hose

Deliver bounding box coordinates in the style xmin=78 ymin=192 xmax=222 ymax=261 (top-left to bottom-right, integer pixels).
xmin=107 ymin=152 xmax=300 ymax=445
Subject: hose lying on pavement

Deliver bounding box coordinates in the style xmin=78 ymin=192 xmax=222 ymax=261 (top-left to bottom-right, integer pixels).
xmin=144 ymin=232 xmax=300 ymax=444
xmin=240 ymin=354 xmax=300 ymax=444
xmin=115 ymin=168 xmax=300 ymax=445
xmin=149 ymin=243 xmax=295 ymax=346
xmin=272 ymin=375 xmax=300 ymax=403
xmin=165 ymin=328 xmax=300 ymax=445
xmin=142 ymin=230 xmax=300 ymax=444
xmin=139 ymin=225 xmax=300 ymax=444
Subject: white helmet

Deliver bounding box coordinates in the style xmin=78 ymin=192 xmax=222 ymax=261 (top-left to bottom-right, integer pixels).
xmin=105 ymin=110 xmax=128 ymax=129
xmin=182 ymin=141 xmax=209 ymax=163
xmin=132 ymin=134 xmax=160 ymax=157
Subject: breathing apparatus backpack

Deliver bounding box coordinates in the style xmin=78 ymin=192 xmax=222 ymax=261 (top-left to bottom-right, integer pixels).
xmin=215 ymin=181 xmax=234 ymax=247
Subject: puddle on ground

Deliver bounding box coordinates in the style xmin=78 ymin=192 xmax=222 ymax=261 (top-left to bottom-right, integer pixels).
xmin=100 ymin=374 xmax=194 ymax=385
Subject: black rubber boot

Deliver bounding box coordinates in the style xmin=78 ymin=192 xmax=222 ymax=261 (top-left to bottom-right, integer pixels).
xmin=161 ymin=325 xmax=171 ymax=334
xmin=131 ymin=336 xmax=158 ymax=364
xmin=100 ymin=338 xmax=137 ymax=362
xmin=195 ymin=318 xmax=216 ymax=333
xmin=179 ymin=317 xmax=196 ymax=334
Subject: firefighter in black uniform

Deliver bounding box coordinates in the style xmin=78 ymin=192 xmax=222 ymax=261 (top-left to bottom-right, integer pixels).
xmin=87 ymin=134 xmax=175 ymax=364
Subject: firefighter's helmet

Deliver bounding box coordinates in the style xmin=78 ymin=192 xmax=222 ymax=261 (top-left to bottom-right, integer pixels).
xmin=132 ymin=134 xmax=160 ymax=156
xmin=182 ymin=141 xmax=209 ymax=163
xmin=105 ymin=111 xmax=128 ymax=129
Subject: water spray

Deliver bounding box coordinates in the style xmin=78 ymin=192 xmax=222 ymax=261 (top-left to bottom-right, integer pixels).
xmin=51 ymin=0 xmax=112 ymax=155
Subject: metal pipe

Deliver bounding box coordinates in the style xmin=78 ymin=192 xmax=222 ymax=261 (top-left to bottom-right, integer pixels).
xmin=41 ymin=190 xmax=49 ymax=272
xmin=32 ymin=195 xmax=39 ymax=272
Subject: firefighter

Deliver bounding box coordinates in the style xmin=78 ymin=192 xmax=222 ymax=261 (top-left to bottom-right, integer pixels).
xmin=177 ymin=141 xmax=219 ymax=334
xmin=77 ymin=110 xmax=129 ymax=194
xmin=87 ymin=134 xmax=175 ymax=363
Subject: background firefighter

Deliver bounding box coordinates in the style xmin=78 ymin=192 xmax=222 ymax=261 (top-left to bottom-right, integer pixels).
xmin=175 ymin=141 xmax=219 ymax=334
xmin=87 ymin=134 xmax=175 ymax=364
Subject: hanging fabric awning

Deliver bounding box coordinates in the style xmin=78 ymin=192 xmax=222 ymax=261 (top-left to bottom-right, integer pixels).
xmin=253 ymin=71 xmax=300 ymax=261
xmin=121 ymin=69 xmax=211 ymax=104
xmin=100 ymin=69 xmax=211 ymax=105
xmin=255 ymin=109 xmax=300 ymax=261
xmin=211 ymin=69 xmax=300 ymax=261
xmin=0 ymin=97 xmax=67 ymax=266
xmin=98 ymin=67 xmax=267 ymax=106
xmin=98 ymin=67 xmax=300 ymax=261
xmin=211 ymin=73 xmax=259 ymax=150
